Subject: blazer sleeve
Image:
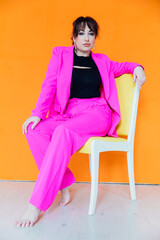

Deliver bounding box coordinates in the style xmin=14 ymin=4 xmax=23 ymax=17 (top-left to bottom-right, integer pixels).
xmin=110 ymin=60 xmax=144 ymax=77
xmin=30 ymin=47 xmax=59 ymax=120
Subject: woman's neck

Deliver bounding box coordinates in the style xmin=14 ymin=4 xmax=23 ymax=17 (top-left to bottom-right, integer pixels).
xmin=75 ymin=49 xmax=91 ymax=57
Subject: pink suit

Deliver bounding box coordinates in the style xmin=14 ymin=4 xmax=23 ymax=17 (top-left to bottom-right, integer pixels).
xmin=25 ymin=45 xmax=142 ymax=212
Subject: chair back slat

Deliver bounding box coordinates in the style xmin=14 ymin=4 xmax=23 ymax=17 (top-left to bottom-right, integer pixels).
xmin=115 ymin=74 xmax=136 ymax=136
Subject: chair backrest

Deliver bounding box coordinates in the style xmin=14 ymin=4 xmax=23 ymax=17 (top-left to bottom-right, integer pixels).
xmin=115 ymin=74 xmax=140 ymax=141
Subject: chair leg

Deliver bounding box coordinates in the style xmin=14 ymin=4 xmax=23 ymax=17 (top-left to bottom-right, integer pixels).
xmin=88 ymin=151 xmax=99 ymax=215
xmin=127 ymin=149 xmax=136 ymax=200
xmin=89 ymin=154 xmax=92 ymax=177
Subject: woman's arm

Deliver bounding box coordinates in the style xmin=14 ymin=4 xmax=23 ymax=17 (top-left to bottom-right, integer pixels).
xmin=110 ymin=60 xmax=146 ymax=88
xmin=30 ymin=47 xmax=59 ymax=120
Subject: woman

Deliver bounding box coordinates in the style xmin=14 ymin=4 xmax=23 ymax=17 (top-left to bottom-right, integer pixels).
xmin=14 ymin=16 xmax=146 ymax=227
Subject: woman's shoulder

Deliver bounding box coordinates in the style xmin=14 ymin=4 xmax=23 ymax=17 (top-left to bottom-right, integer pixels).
xmin=92 ymin=51 xmax=110 ymax=62
xmin=52 ymin=45 xmax=74 ymax=55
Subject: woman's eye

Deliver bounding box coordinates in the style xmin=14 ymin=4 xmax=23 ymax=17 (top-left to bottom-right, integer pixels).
xmin=78 ymin=32 xmax=94 ymax=36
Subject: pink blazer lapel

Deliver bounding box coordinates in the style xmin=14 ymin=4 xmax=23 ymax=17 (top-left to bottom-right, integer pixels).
xmin=91 ymin=52 xmax=110 ymax=101
xmin=57 ymin=45 xmax=74 ymax=113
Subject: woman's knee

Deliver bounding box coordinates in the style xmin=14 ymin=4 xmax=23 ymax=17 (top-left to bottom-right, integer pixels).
xmin=24 ymin=119 xmax=55 ymax=139
xmin=24 ymin=122 xmax=40 ymax=137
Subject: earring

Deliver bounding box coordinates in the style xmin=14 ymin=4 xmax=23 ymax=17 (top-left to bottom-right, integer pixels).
xmin=74 ymin=41 xmax=77 ymax=53
xmin=93 ymin=44 xmax=95 ymax=51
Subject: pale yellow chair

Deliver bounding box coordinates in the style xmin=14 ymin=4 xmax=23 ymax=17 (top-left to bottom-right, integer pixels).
xmin=77 ymin=74 xmax=140 ymax=215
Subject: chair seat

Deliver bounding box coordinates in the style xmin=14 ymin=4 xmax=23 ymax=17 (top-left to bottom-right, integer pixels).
xmin=78 ymin=136 xmax=127 ymax=154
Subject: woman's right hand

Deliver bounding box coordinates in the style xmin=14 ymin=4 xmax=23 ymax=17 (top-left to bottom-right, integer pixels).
xmin=22 ymin=116 xmax=42 ymax=134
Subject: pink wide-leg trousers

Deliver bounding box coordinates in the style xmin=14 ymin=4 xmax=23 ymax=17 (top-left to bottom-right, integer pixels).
xmin=25 ymin=97 xmax=112 ymax=212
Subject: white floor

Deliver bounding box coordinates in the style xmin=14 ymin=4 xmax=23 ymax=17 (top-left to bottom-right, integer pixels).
xmin=0 ymin=181 xmax=160 ymax=240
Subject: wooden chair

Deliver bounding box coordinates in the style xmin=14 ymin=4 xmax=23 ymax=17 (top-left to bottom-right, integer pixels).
xmin=77 ymin=74 xmax=140 ymax=215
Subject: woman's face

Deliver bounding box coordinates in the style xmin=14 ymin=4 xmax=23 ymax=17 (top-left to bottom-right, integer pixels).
xmin=73 ymin=24 xmax=96 ymax=55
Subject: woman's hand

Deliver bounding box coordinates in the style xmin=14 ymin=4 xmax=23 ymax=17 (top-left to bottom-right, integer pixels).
xmin=22 ymin=116 xmax=42 ymax=134
xmin=133 ymin=66 xmax=146 ymax=88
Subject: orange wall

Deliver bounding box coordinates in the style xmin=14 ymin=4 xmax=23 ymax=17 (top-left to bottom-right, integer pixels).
xmin=0 ymin=0 xmax=160 ymax=183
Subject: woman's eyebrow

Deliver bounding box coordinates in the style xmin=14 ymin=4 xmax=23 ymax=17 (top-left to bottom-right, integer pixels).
xmin=79 ymin=29 xmax=93 ymax=32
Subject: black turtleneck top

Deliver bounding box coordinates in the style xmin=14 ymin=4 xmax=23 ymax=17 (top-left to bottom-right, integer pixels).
xmin=69 ymin=51 xmax=102 ymax=99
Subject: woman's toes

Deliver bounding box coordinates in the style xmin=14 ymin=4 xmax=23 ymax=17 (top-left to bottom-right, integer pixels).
xmin=16 ymin=221 xmax=22 ymax=227
xmin=13 ymin=203 xmax=41 ymax=228
xmin=15 ymin=219 xmax=31 ymax=227
xmin=19 ymin=221 xmax=24 ymax=227
xmin=25 ymin=221 xmax=31 ymax=227
xmin=30 ymin=221 xmax=34 ymax=227
xmin=59 ymin=201 xmax=65 ymax=206
xmin=13 ymin=220 xmax=20 ymax=227
xmin=21 ymin=220 xmax=27 ymax=227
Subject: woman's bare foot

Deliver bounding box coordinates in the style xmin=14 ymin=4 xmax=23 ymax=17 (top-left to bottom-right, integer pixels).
xmin=13 ymin=203 xmax=41 ymax=227
xmin=59 ymin=186 xmax=71 ymax=206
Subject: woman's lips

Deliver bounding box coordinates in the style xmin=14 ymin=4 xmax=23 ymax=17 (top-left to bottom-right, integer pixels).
xmin=83 ymin=44 xmax=90 ymax=47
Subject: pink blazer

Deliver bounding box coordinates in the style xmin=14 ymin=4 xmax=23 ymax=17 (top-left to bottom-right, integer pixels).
xmin=31 ymin=45 xmax=143 ymax=137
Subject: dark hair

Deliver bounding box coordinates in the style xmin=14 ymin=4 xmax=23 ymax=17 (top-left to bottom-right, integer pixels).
xmin=71 ymin=16 xmax=99 ymax=44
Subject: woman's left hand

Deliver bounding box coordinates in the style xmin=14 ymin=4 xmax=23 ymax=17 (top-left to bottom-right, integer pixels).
xmin=133 ymin=66 xmax=146 ymax=88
